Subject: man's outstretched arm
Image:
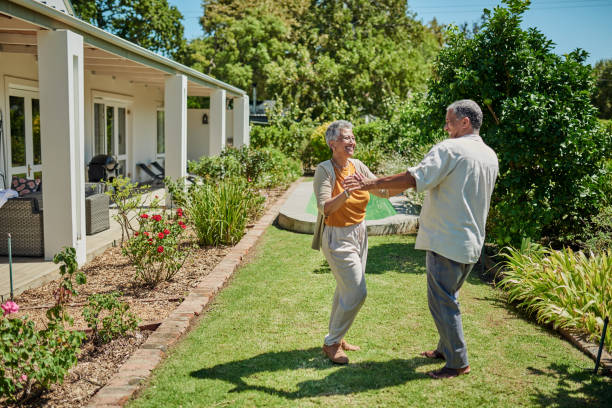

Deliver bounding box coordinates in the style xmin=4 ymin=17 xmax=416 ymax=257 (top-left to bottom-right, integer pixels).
xmin=343 ymin=172 xmax=416 ymax=192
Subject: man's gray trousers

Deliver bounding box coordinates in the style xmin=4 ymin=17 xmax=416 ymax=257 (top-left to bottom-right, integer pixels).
xmin=321 ymin=222 xmax=368 ymax=346
xmin=426 ymin=251 xmax=475 ymax=369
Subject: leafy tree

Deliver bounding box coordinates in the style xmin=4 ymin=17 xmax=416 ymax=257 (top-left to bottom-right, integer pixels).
xmin=425 ymin=0 xmax=612 ymax=247
xmin=592 ymin=59 xmax=612 ymax=119
xmin=189 ymin=0 xmax=440 ymax=120
xmin=71 ymin=0 xmax=187 ymax=59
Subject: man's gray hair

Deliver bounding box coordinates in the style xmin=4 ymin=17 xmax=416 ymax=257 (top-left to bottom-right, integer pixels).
xmin=325 ymin=120 xmax=353 ymax=147
xmin=447 ymin=99 xmax=483 ymax=130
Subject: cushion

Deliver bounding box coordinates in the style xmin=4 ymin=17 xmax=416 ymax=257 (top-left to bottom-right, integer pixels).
xmin=11 ymin=176 xmax=40 ymax=197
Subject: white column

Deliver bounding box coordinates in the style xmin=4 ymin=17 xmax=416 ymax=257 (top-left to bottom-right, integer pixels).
xmin=37 ymin=30 xmax=86 ymax=263
xmin=164 ymin=74 xmax=187 ymax=181
xmin=209 ymin=89 xmax=226 ymax=156
xmin=233 ymin=95 xmax=250 ymax=148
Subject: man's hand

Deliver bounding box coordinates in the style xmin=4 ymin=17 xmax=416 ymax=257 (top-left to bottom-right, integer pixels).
xmin=342 ymin=173 xmax=374 ymax=192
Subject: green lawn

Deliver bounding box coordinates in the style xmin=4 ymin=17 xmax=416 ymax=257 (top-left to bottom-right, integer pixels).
xmin=129 ymin=227 xmax=611 ymax=407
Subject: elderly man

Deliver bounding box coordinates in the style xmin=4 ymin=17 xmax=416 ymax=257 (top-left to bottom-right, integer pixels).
xmin=343 ymin=99 xmax=498 ymax=378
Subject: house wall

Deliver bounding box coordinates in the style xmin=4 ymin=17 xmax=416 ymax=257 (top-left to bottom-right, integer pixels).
xmin=187 ymin=108 xmax=234 ymax=163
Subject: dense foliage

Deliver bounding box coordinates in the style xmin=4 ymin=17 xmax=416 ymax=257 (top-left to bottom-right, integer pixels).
xmin=499 ymin=239 xmax=611 ymax=352
xmin=188 ymin=0 xmax=440 ymax=120
xmin=425 ymin=0 xmax=612 ymax=247
xmin=72 ymin=0 xmax=187 ymax=59
xmin=592 ymin=59 xmax=612 ymax=119
xmin=83 ymin=292 xmax=139 ymax=345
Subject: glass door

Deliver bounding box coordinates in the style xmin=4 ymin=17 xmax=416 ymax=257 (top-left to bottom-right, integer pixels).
xmin=8 ymin=89 xmax=42 ymax=181
xmin=94 ymin=102 xmax=128 ymax=177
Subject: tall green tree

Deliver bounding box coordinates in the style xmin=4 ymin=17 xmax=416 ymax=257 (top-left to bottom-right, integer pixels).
xmin=189 ymin=0 xmax=439 ymax=120
xmin=72 ymin=0 xmax=187 ymax=59
xmin=425 ymin=0 xmax=612 ymax=247
xmin=592 ymin=59 xmax=612 ymax=119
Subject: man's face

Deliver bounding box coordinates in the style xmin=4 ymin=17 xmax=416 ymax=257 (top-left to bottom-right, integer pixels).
xmin=332 ymin=128 xmax=355 ymax=156
xmin=444 ymin=109 xmax=468 ymax=138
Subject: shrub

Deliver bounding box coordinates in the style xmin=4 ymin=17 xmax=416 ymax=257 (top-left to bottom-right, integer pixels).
xmin=425 ymin=0 xmax=612 ymax=247
xmin=187 ymin=178 xmax=265 ymax=246
xmin=83 ymin=292 xmax=139 ymax=345
xmin=301 ymin=122 xmax=331 ymax=169
xmin=0 ymin=247 xmax=85 ymax=403
xmin=499 ymin=239 xmax=612 ymax=352
xmin=105 ymin=176 xmax=156 ymax=244
xmin=122 ymin=208 xmax=190 ymax=286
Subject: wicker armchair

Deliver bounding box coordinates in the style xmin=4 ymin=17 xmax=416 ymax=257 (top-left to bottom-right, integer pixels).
xmin=0 ymin=184 xmax=110 ymax=257
xmin=0 ymin=192 xmax=44 ymax=257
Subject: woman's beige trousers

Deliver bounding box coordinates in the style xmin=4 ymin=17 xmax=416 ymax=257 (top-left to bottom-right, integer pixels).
xmin=321 ymin=221 xmax=368 ymax=346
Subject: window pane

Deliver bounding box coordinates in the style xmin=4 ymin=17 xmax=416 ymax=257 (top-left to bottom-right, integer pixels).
xmin=118 ymin=160 xmax=126 ymax=176
xmin=32 ymin=99 xmax=41 ymax=165
xmin=94 ymin=103 xmax=105 ymax=155
xmin=9 ymin=96 xmax=25 ymax=167
xmin=106 ymin=106 xmax=114 ymax=155
xmin=156 ymin=110 xmax=165 ymax=154
xmin=118 ymin=107 xmax=126 ymax=155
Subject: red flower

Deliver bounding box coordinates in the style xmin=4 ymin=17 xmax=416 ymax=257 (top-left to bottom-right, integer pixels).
xmin=180 ymin=224 xmax=186 ymax=229
xmin=148 ymin=238 xmax=153 ymax=243
xmin=157 ymin=246 xmax=164 ymax=253
xmin=134 ymin=231 xmax=139 ymax=236
xmin=141 ymin=214 xmax=149 ymax=219
xmin=177 ymin=208 xmax=183 ymax=217
xmin=163 ymin=229 xmax=170 ymax=235
xmin=144 ymin=232 xmax=150 ymax=237
xmin=157 ymin=232 xmax=165 ymax=239
xmin=152 ymin=214 xmax=162 ymax=222
xmin=178 ymin=220 xmax=184 ymax=226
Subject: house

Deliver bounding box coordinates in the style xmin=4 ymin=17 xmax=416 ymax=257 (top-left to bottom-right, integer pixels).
xmin=0 ymin=0 xmax=249 ymax=263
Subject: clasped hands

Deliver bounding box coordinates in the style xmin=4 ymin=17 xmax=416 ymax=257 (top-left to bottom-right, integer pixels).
xmin=342 ymin=173 xmax=373 ymax=193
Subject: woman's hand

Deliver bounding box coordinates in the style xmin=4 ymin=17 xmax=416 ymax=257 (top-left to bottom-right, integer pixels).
xmin=342 ymin=173 xmax=371 ymax=192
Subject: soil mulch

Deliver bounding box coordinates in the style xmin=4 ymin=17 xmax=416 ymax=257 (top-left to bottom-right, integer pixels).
xmin=3 ymin=186 xmax=287 ymax=407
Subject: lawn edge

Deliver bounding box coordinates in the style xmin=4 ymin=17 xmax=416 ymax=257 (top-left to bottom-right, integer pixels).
xmin=86 ymin=178 xmax=304 ymax=408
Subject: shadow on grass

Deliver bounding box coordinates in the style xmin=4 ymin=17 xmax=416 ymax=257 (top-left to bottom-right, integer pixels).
xmin=527 ymin=363 xmax=612 ymax=407
xmin=366 ymin=243 xmax=426 ymax=275
xmin=190 ymin=347 xmax=434 ymax=399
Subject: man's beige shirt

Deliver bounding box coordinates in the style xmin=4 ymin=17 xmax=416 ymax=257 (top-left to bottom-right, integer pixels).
xmin=408 ymin=134 xmax=498 ymax=264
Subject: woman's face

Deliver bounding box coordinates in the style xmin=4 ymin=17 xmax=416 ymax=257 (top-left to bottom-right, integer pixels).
xmin=331 ymin=128 xmax=356 ymax=157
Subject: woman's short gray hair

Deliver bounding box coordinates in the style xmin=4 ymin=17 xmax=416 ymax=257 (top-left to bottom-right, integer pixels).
xmin=447 ymin=99 xmax=483 ymax=130
xmin=325 ymin=120 xmax=353 ymax=147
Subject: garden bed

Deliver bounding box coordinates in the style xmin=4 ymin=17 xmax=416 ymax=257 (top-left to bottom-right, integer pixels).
xmin=2 ymin=186 xmax=287 ymax=408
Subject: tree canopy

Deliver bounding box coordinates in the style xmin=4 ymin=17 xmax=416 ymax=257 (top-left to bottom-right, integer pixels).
xmin=72 ymin=0 xmax=187 ymax=59
xmin=592 ymin=59 xmax=612 ymax=119
xmin=425 ymin=0 xmax=612 ymax=247
xmin=187 ymin=0 xmax=440 ymax=120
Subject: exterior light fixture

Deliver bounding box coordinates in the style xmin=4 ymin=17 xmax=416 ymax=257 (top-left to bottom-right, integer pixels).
xmin=202 ymin=113 xmax=208 ymax=124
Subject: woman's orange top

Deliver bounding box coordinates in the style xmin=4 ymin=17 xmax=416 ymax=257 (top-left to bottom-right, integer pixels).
xmin=325 ymin=161 xmax=370 ymax=227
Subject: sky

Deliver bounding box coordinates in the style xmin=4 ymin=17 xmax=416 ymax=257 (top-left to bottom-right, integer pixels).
xmin=167 ymin=0 xmax=612 ymax=66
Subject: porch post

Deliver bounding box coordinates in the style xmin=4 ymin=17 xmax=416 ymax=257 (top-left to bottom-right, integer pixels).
xmin=37 ymin=30 xmax=86 ymax=263
xmin=164 ymin=74 xmax=187 ymax=181
xmin=209 ymin=89 xmax=226 ymax=155
xmin=233 ymin=95 xmax=250 ymax=148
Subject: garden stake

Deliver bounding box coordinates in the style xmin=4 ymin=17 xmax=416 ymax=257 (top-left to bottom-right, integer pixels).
xmin=8 ymin=233 xmax=14 ymax=300
xmin=594 ymin=316 xmax=609 ymax=374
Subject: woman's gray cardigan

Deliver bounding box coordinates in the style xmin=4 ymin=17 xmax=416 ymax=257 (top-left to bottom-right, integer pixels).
xmin=311 ymin=158 xmax=390 ymax=250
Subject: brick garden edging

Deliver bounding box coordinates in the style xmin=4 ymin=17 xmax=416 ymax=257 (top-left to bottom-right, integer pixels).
xmin=87 ymin=179 xmax=303 ymax=407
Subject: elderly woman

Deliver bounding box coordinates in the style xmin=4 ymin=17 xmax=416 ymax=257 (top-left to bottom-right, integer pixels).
xmin=312 ymin=120 xmax=398 ymax=364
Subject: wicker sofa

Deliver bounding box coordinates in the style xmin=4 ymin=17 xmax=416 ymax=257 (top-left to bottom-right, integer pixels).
xmin=0 ymin=183 xmax=110 ymax=257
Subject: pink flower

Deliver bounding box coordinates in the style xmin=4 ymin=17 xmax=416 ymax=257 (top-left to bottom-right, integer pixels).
xmin=157 ymin=246 xmax=164 ymax=253
xmin=155 ymin=195 xmax=159 ymax=199
xmin=152 ymin=214 xmax=162 ymax=222
xmin=19 ymin=374 xmax=27 ymax=383
xmin=157 ymin=232 xmax=165 ymax=239
xmin=1 ymin=300 xmax=19 ymax=315
xmin=163 ymin=228 xmax=170 ymax=235
xmin=141 ymin=214 xmax=149 ymax=219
